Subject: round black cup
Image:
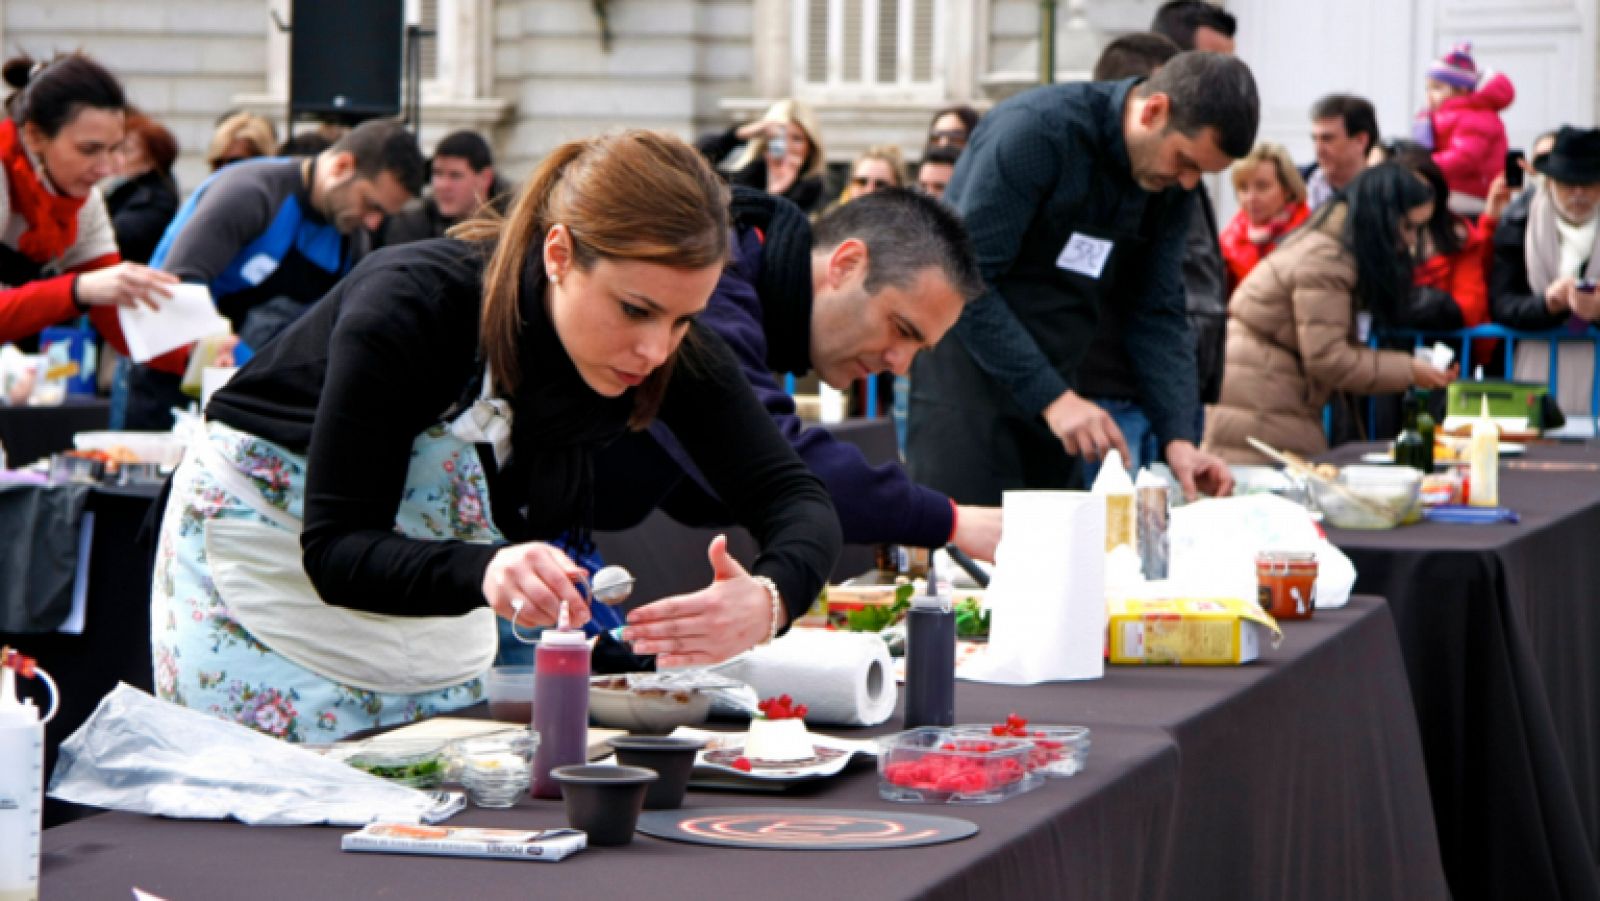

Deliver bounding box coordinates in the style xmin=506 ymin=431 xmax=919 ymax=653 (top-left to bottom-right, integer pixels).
xmin=608 ymin=736 xmax=708 ymax=810
xmin=551 ymin=764 xmax=659 ymax=847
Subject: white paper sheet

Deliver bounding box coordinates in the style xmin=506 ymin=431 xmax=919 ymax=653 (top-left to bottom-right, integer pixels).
xmin=117 ymin=283 xmax=232 ymax=363
xmin=961 ymin=491 xmax=1107 ymax=685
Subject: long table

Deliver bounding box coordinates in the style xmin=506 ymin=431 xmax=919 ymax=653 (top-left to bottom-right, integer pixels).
xmin=41 ymin=596 xmax=1447 ymax=900
xmin=1326 ymin=441 xmax=1600 ymax=900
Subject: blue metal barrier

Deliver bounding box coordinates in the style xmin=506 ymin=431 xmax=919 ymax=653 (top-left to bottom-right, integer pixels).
xmin=1367 ymin=324 xmax=1600 ymax=436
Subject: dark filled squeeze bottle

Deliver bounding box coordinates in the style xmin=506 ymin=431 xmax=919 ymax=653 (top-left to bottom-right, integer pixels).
xmin=903 ymin=560 xmax=956 ymax=729
xmin=530 ymin=602 xmax=591 ymax=799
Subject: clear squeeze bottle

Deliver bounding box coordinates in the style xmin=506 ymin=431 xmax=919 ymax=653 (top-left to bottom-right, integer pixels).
xmin=0 ymin=648 xmax=55 ymax=901
xmin=530 ymin=604 xmax=591 ymax=799
xmin=903 ymin=561 xmax=956 ymax=729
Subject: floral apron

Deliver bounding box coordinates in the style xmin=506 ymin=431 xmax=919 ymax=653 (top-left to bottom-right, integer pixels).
xmin=150 ymin=418 xmax=505 ymax=742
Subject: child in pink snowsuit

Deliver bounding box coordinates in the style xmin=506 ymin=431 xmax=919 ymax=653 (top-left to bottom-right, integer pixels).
xmin=1413 ymin=42 xmax=1515 ymax=215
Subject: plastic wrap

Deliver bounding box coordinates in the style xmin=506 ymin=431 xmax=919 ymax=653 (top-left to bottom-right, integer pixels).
xmin=47 ymin=684 xmax=463 ymax=826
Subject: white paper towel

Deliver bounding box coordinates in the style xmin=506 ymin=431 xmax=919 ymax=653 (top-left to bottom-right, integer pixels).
xmin=962 ymin=490 xmax=1106 ymax=685
xmin=716 ymin=630 xmax=897 ymax=726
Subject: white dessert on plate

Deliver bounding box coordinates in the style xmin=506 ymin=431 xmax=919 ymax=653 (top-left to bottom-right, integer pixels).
xmin=744 ymin=715 xmax=814 ymax=762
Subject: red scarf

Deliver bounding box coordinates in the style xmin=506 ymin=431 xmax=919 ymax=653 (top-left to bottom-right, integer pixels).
xmin=0 ymin=118 xmax=84 ymax=263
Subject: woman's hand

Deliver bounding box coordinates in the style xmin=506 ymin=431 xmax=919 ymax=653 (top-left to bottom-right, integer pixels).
xmin=951 ymin=505 xmax=1001 ymax=562
xmin=481 ymin=542 xmax=590 ymax=629
xmin=624 ymin=534 xmax=779 ymax=668
xmin=735 ymin=120 xmax=771 ymax=142
xmin=75 ymin=263 xmax=177 ymax=310
xmin=1545 ymin=276 xmax=1576 ymax=315
xmin=1411 ymin=359 xmax=1458 ymax=389
xmin=212 ymin=335 xmax=242 ymax=368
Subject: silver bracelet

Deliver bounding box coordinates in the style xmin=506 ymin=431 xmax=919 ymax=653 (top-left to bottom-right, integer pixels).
xmin=752 ymin=575 xmax=782 ymax=646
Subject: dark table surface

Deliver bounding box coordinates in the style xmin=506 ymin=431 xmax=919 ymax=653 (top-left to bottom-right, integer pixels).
xmin=41 ymin=596 xmax=1446 ymax=901
xmin=0 ymin=396 xmax=110 ymax=468
xmin=1325 ymin=440 xmax=1600 ymax=901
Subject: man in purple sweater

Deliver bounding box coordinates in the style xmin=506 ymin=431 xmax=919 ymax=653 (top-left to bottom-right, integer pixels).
xmin=593 ymin=188 xmax=1002 ymax=560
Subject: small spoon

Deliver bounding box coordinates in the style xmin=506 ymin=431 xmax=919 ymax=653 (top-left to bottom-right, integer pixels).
xmin=591 ymin=565 xmax=636 ymax=606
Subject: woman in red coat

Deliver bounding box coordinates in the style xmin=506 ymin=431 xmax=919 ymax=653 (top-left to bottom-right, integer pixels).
xmin=1219 ymin=142 xmax=1310 ymax=297
xmin=1389 ymin=141 xmax=1512 ymax=366
xmin=0 ymin=53 xmax=176 ymax=348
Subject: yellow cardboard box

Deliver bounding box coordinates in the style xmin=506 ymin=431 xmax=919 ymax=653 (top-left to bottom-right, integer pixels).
xmin=1107 ymin=597 xmax=1282 ymax=665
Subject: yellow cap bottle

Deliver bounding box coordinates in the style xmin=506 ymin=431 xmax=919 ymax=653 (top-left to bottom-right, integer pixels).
xmin=1468 ymin=395 xmax=1499 ymax=508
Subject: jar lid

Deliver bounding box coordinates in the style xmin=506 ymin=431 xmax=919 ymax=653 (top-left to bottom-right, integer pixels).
xmin=1255 ymin=550 xmax=1318 ymax=563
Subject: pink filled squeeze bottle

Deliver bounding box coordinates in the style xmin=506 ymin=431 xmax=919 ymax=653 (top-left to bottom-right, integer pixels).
xmin=530 ymin=604 xmax=591 ymax=799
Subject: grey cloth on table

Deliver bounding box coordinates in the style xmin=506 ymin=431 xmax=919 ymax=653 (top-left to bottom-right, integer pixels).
xmin=0 ymin=482 xmax=90 ymax=632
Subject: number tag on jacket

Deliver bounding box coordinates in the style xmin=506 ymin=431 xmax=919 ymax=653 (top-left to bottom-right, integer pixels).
xmin=1056 ymin=233 xmax=1114 ymax=279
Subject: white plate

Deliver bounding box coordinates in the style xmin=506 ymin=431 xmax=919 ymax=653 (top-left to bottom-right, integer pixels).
xmin=669 ymin=727 xmax=878 ymax=786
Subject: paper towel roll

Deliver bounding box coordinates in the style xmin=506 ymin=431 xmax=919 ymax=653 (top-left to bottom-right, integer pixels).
xmin=717 ymin=630 xmax=897 ymax=726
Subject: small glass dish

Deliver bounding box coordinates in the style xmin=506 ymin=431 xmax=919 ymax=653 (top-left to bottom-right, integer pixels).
xmin=346 ymin=738 xmax=451 ymax=789
xmin=877 ymin=727 xmax=1042 ymax=804
xmin=951 ymin=724 xmax=1091 ymax=778
xmin=452 ymin=731 xmax=539 ymax=808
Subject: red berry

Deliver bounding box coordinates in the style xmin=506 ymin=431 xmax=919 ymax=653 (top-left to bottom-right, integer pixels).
xmin=990 ymin=724 xmax=1007 ymax=736
xmin=731 ymin=757 xmax=753 ymax=772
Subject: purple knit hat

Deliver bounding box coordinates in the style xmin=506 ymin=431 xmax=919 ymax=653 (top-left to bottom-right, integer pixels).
xmin=1427 ymin=42 xmax=1478 ymax=91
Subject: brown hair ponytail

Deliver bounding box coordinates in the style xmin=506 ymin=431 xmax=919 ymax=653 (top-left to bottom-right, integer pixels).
xmin=453 ymin=130 xmax=730 ymax=426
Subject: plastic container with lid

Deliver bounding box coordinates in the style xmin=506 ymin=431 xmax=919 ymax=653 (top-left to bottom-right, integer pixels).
xmin=878 ymin=728 xmax=1042 ymax=804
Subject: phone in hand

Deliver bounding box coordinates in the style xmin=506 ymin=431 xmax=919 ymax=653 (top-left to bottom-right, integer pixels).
xmin=1578 ymin=279 xmax=1596 ymax=294
xmin=1505 ymin=149 xmax=1526 ymax=189
xmin=768 ymin=133 xmax=787 ymax=163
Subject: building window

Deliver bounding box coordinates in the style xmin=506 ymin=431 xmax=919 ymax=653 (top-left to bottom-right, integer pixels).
xmin=794 ymin=0 xmax=946 ymax=103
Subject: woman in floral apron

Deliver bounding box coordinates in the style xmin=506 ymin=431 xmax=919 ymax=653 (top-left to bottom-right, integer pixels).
xmin=151 ymin=131 xmax=841 ymax=741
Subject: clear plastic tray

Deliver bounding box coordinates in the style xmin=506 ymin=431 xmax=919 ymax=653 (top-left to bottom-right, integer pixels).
xmin=952 ymin=724 xmax=1090 ymax=778
xmin=877 ymin=727 xmax=1043 ymax=804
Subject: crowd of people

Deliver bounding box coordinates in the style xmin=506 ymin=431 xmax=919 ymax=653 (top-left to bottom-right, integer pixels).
xmin=0 ymin=0 xmax=1596 ymax=739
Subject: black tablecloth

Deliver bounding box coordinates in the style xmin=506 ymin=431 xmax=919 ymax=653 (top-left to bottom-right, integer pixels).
xmin=1325 ymin=441 xmax=1600 ymax=901
xmin=0 ymin=483 xmax=160 ymax=828
xmin=0 ymin=397 xmax=110 ymax=468
xmin=41 ymin=597 xmax=1446 ymax=900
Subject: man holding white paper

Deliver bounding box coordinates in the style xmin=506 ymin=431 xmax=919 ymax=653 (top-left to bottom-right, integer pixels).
xmin=118 ymin=119 xmax=424 ymax=429
xmin=906 ymin=53 xmax=1256 ymax=503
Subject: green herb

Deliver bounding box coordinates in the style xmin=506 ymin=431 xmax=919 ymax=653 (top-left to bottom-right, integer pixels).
xmin=954 ymin=597 xmax=990 ymax=638
xmin=845 ymin=582 xmax=915 ymax=632
xmin=354 ymin=757 xmax=445 ymax=782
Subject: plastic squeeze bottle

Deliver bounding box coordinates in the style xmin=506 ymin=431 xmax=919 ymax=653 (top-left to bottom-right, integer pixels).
xmin=0 ymin=648 xmax=54 ymax=901
xmin=903 ymin=560 xmax=956 ymax=729
xmin=1469 ymin=395 xmax=1499 ymax=508
xmin=1092 ymin=449 xmax=1137 ymax=552
xmin=530 ymin=603 xmax=592 ymax=799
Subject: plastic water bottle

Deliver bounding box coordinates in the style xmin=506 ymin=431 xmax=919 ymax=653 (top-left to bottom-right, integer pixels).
xmin=0 ymin=648 xmax=55 ymax=901
xmin=903 ymin=561 xmax=956 ymax=729
xmin=529 ymin=613 xmax=591 ymax=799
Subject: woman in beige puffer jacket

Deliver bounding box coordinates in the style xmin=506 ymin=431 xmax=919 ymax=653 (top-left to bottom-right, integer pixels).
xmin=1204 ymin=164 xmax=1458 ymax=464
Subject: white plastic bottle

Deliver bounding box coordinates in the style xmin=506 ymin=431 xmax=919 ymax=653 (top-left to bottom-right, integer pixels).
xmin=1469 ymin=395 xmax=1499 ymax=508
xmin=0 ymin=650 xmax=54 ymax=901
xmin=1092 ymin=449 xmax=1137 ymax=552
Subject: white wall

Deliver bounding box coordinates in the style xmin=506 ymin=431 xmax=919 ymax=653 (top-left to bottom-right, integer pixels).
xmin=0 ymin=0 xmax=271 ymax=196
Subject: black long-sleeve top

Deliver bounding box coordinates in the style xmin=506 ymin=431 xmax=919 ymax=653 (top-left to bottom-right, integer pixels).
xmin=208 ymin=238 xmax=841 ymax=625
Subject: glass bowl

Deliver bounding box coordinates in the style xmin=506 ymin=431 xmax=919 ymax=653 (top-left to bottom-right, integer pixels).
xmin=1309 ymin=465 xmax=1422 ymax=530
xmin=346 ymin=738 xmax=451 ymax=789
xmin=877 ymin=727 xmax=1042 ymax=804
xmin=452 ymin=731 xmax=539 ymax=808
xmin=951 ymin=724 xmax=1091 ymax=778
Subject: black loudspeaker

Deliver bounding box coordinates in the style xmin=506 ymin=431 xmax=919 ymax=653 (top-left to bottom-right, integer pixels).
xmin=289 ymin=0 xmax=404 ymax=120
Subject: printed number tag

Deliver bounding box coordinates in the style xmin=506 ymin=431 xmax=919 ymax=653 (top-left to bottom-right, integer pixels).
xmin=1056 ymin=233 xmax=1114 ymax=279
